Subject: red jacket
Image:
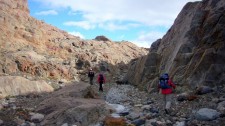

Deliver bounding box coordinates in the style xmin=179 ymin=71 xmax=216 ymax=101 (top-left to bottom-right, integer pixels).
xmin=159 ymin=79 xmax=176 ymax=94
xmin=97 ymin=74 xmax=106 ymax=83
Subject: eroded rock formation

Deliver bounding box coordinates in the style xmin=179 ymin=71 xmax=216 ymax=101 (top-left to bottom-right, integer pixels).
xmin=0 ymin=0 xmax=148 ymax=96
xmin=126 ymin=0 xmax=225 ymax=91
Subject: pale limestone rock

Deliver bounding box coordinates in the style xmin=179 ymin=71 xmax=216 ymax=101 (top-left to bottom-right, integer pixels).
xmin=0 ymin=76 xmax=53 ymax=97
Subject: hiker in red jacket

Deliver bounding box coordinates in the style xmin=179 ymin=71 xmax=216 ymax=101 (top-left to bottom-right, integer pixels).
xmin=158 ymin=73 xmax=176 ymax=114
xmin=97 ymin=73 xmax=106 ymax=92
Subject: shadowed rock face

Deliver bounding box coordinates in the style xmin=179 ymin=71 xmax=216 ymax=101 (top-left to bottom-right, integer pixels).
xmin=126 ymin=0 xmax=225 ymax=90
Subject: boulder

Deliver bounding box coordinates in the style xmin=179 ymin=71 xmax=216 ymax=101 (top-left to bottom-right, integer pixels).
xmin=195 ymin=108 xmax=220 ymax=121
xmin=0 ymin=76 xmax=53 ymax=98
xmin=36 ymin=82 xmax=110 ymax=126
xmin=95 ymin=36 xmax=111 ymax=41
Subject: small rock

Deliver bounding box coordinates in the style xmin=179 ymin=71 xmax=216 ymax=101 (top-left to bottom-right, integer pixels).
xmin=145 ymin=119 xmax=157 ymax=126
xmin=177 ymin=93 xmax=188 ymax=102
xmin=195 ymin=86 xmax=213 ymax=95
xmin=0 ymin=119 xmax=3 ymax=125
xmin=145 ymin=100 xmax=154 ymax=105
xmin=2 ymin=101 xmax=9 ymax=108
xmin=217 ymin=101 xmax=225 ymax=113
xmin=173 ymin=121 xmax=185 ymax=126
xmin=21 ymin=122 xmax=36 ymax=126
xmin=119 ymin=111 xmax=129 ymax=116
xmin=104 ymin=116 xmax=126 ymax=126
xmin=149 ymin=107 xmax=159 ymax=113
xmin=141 ymin=105 xmax=151 ymax=111
xmin=131 ymin=118 xmax=145 ymax=126
xmin=195 ymin=108 xmax=220 ymax=121
xmin=9 ymin=98 xmax=16 ymax=103
xmin=134 ymin=104 xmax=142 ymax=107
xmin=31 ymin=113 xmax=44 ymax=123
xmin=61 ymin=123 xmax=68 ymax=126
xmin=126 ymin=112 xmax=140 ymax=121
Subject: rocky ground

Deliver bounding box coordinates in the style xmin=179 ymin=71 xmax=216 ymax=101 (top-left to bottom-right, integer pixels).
xmin=102 ymin=84 xmax=225 ymax=126
xmin=0 ymin=82 xmax=225 ymax=126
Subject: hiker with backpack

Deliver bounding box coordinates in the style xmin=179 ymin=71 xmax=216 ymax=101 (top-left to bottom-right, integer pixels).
xmin=97 ymin=73 xmax=106 ymax=92
xmin=88 ymin=68 xmax=95 ymax=85
xmin=158 ymin=73 xmax=176 ymax=114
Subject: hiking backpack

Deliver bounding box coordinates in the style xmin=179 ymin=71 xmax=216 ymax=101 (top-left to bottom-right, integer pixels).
xmin=99 ymin=74 xmax=104 ymax=82
xmin=159 ymin=74 xmax=170 ymax=89
xmin=89 ymin=71 xmax=94 ymax=77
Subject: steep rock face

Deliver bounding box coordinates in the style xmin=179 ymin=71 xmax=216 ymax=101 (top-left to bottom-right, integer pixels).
xmin=126 ymin=0 xmax=225 ymax=90
xmin=0 ymin=0 xmax=148 ymax=87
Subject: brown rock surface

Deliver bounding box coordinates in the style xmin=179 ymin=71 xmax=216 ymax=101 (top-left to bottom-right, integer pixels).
xmin=36 ymin=82 xmax=111 ymax=126
xmin=104 ymin=116 xmax=127 ymax=126
xmin=0 ymin=0 xmax=148 ymax=96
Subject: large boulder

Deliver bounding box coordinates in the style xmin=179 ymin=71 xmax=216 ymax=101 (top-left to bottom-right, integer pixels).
xmin=0 ymin=76 xmax=53 ymax=98
xmin=36 ymin=82 xmax=111 ymax=126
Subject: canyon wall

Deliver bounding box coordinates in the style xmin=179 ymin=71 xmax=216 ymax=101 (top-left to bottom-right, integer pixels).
xmin=126 ymin=0 xmax=225 ymax=91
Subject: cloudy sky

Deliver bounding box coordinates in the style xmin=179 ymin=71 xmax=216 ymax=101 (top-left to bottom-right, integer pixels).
xmin=28 ymin=0 xmax=201 ymax=48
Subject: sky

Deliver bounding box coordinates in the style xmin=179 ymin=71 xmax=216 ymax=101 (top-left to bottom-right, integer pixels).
xmin=28 ymin=0 xmax=201 ymax=48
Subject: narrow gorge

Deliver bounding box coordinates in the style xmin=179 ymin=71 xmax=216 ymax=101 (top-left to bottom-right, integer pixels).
xmin=0 ymin=0 xmax=225 ymax=126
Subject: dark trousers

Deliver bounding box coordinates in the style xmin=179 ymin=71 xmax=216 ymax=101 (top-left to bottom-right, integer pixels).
xmin=99 ymin=82 xmax=103 ymax=92
xmin=89 ymin=77 xmax=94 ymax=85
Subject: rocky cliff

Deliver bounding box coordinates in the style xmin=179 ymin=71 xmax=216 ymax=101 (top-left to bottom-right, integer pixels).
xmin=0 ymin=0 xmax=148 ymax=125
xmin=126 ymin=0 xmax=225 ymax=91
xmin=0 ymin=0 xmax=148 ymax=96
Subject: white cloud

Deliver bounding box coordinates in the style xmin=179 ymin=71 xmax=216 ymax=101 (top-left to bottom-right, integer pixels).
xmin=35 ymin=10 xmax=58 ymax=16
xmin=32 ymin=0 xmax=202 ymax=42
xmin=68 ymin=31 xmax=85 ymax=39
xmin=131 ymin=31 xmax=165 ymax=48
xmin=33 ymin=0 xmax=201 ymax=27
xmin=131 ymin=41 xmax=152 ymax=48
xmin=98 ymin=22 xmax=140 ymax=31
xmin=63 ymin=21 xmax=95 ymax=30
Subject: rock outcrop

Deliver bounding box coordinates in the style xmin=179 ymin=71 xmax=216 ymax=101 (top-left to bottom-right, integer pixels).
xmin=36 ymin=82 xmax=110 ymax=126
xmin=95 ymin=35 xmax=111 ymax=41
xmin=0 ymin=0 xmax=148 ymax=95
xmin=0 ymin=76 xmax=53 ymax=98
xmin=0 ymin=0 xmax=148 ymax=125
xmin=126 ymin=0 xmax=225 ymax=91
